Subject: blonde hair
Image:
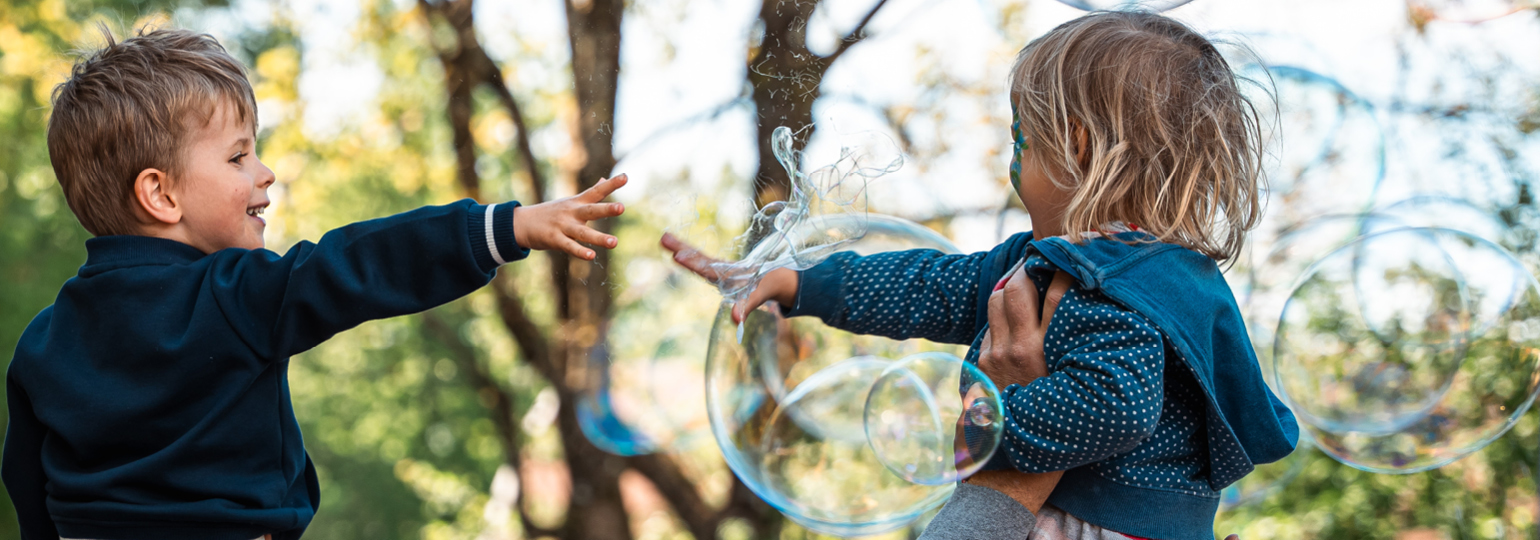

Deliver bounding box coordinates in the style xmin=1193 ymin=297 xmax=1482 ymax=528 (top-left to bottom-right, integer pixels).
xmin=48 ymin=26 xmax=256 ymax=237
xmin=1010 ymin=11 xmax=1264 ymax=263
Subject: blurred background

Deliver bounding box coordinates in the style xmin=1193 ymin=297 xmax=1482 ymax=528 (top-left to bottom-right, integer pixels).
xmin=2 ymin=0 xmax=1540 ymax=538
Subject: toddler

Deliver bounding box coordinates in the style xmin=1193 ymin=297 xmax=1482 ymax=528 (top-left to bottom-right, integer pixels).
xmin=2 ymin=28 xmax=625 ymax=539
xmin=666 ymin=11 xmax=1297 ymax=540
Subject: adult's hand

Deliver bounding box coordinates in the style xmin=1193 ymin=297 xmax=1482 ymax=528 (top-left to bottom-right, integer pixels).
xmin=966 ymin=263 xmax=1075 ymax=514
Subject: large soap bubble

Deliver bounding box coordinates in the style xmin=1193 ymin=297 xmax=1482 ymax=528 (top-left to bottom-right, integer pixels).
xmin=1273 ymin=227 xmax=1540 ymax=473
xmin=576 ymin=223 xmax=723 ymax=456
xmin=865 ymin=352 xmax=1004 ymax=485
xmin=1053 ymin=0 xmax=1195 ymax=11
xmin=704 ymin=214 xmax=976 ymax=535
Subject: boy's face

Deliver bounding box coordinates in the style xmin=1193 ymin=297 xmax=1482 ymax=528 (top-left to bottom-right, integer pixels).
xmin=172 ymin=103 xmax=273 ymax=253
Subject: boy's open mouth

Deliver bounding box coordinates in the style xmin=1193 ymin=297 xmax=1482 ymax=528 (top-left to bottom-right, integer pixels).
xmin=246 ymin=203 xmax=268 ymax=221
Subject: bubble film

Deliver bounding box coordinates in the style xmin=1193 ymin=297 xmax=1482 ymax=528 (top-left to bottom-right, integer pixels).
xmin=704 ymin=216 xmax=971 ymax=535
xmin=1273 ymin=228 xmax=1540 ymax=472
xmin=864 ymin=352 xmax=1004 ymax=485
xmin=577 ymin=246 xmax=720 ymax=456
xmin=702 ymin=126 xmax=904 ymax=301
xmin=1053 ymin=0 xmax=1195 ymax=11
xmin=1250 ymin=66 xmax=1386 ymax=225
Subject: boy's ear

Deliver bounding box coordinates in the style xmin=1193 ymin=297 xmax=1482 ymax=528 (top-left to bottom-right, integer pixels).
xmin=133 ymin=168 xmax=181 ymax=225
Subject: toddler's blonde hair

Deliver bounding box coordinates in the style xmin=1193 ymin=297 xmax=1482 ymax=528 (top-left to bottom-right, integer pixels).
xmin=1011 ymin=11 xmax=1264 ymax=263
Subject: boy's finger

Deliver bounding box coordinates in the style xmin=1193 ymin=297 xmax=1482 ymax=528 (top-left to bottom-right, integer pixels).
xmin=557 ymin=237 xmax=596 ymax=260
xmin=569 ymin=224 xmax=617 ymax=249
xmin=1041 ymin=271 xmax=1074 ymax=327
xmin=581 ymin=174 xmax=628 ymax=201
xmin=578 ymin=202 xmax=625 ymax=221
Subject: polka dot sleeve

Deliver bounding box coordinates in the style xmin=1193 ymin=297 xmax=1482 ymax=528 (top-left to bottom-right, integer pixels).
xmin=998 ymin=286 xmax=1166 ymax=473
xmin=789 ymin=249 xmax=986 ymax=346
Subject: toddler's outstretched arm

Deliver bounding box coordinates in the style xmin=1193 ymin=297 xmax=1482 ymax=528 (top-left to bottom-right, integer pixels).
xmin=662 ymin=237 xmax=998 ymax=346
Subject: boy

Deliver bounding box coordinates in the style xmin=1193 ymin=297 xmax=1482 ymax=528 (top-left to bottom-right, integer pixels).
xmin=2 ymin=27 xmax=624 ymax=539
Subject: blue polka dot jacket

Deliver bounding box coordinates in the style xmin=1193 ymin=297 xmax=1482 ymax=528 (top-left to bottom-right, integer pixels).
xmin=785 ymin=231 xmax=1298 ymax=540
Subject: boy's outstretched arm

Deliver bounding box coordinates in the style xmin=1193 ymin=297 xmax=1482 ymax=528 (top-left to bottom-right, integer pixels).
xmin=663 ymin=235 xmax=1005 ymax=345
xmin=3 ymin=375 xmax=58 ymax=539
xmin=220 ymin=175 xmax=626 ymax=359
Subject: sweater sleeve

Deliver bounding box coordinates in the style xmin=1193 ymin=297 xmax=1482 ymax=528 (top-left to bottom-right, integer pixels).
xmin=998 ymin=286 xmax=1166 ymax=473
xmin=3 ymin=374 xmax=58 ymax=540
xmin=784 ymin=248 xmax=989 ymax=345
xmin=211 ymin=199 xmax=528 ymax=359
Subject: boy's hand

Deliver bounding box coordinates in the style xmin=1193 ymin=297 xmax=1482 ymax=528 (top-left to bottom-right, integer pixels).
xmin=966 ymin=265 xmax=1075 ymax=514
xmin=513 ymin=174 xmax=628 ymax=260
xmin=661 ymin=233 xmax=798 ymax=323
xmin=978 ymin=266 xmax=1073 ymax=389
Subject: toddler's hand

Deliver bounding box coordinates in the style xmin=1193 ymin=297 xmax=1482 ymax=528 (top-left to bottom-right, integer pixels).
xmin=660 ymin=233 xmax=798 ymax=323
xmin=978 ymin=266 xmax=1074 ymax=390
xmin=513 ymin=174 xmax=627 ymax=260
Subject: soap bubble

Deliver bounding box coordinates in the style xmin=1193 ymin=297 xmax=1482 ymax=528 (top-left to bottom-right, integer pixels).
xmin=1273 ymin=227 xmax=1540 ymax=473
xmin=1250 ymin=67 xmax=1386 ymax=225
xmin=703 ymin=215 xmax=972 ymax=535
xmin=1053 ymin=0 xmax=1195 ymax=12
xmin=577 ymin=237 xmax=721 ymax=456
xmin=865 ymin=352 xmax=1004 ymax=485
xmin=1406 ymin=0 xmax=1538 ymax=23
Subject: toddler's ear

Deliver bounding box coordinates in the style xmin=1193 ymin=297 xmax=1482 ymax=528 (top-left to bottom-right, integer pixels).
xmin=1071 ymin=118 xmax=1091 ymax=171
xmin=133 ymin=168 xmax=181 ymax=225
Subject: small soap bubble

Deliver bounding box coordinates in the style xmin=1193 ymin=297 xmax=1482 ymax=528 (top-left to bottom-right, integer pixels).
xmin=864 ymin=352 xmax=1004 ymax=485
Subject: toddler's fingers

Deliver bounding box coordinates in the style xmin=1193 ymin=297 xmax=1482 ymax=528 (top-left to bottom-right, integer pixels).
xmin=581 ymin=174 xmax=628 ymax=202
xmin=556 ymin=236 xmax=597 ymax=260
xmin=733 ymin=284 xmax=776 ymax=323
xmin=577 ymin=202 xmax=625 ymax=221
xmin=662 ymin=233 xmax=724 ymax=281
xmin=568 ymin=223 xmax=617 ymax=249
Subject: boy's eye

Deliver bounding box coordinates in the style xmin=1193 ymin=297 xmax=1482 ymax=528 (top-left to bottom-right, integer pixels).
xmin=229 ymin=152 xmax=247 ymax=164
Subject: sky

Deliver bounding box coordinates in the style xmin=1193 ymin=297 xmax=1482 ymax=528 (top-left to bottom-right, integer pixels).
xmin=192 ymin=0 xmax=1540 ymax=257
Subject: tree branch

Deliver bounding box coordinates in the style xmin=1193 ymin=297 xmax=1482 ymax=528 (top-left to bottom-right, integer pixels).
xmin=491 ymin=274 xmax=559 ymax=383
xmin=473 ymin=49 xmax=549 ymax=205
xmin=628 ymin=453 xmax=718 ymax=540
xmin=824 ymin=0 xmax=891 ymax=66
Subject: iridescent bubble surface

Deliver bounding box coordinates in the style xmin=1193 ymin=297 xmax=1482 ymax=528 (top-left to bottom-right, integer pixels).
xmin=1273 ymin=228 xmax=1540 ymax=472
xmin=703 ymin=213 xmax=972 ymax=535
xmin=864 ymin=352 xmax=1003 ymax=485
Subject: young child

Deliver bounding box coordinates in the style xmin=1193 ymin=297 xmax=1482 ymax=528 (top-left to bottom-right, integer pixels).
xmin=2 ymin=28 xmax=626 ymax=540
xmin=665 ymin=11 xmax=1297 ymax=540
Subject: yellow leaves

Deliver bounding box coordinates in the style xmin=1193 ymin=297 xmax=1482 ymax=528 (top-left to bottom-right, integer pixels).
xmin=0 ymin=24 xmax=50 ymax=78
xmin=254 ymin=45 xmax=301 ymax=102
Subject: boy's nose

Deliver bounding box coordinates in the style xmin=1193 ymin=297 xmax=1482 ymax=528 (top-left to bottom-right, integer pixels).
xmin=255 ymin=157 xmax=276 ymax=189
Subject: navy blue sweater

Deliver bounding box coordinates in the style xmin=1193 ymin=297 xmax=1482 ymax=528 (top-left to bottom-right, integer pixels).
xmin=2 ymin=200 xmax=525 ymax=540
xmin=789 ymin=232 xmax=1297 ymax=540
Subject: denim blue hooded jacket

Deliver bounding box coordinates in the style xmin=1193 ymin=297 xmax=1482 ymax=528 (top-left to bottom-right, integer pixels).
xmin=787 ymin=231 xmax=1298 ymax=540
